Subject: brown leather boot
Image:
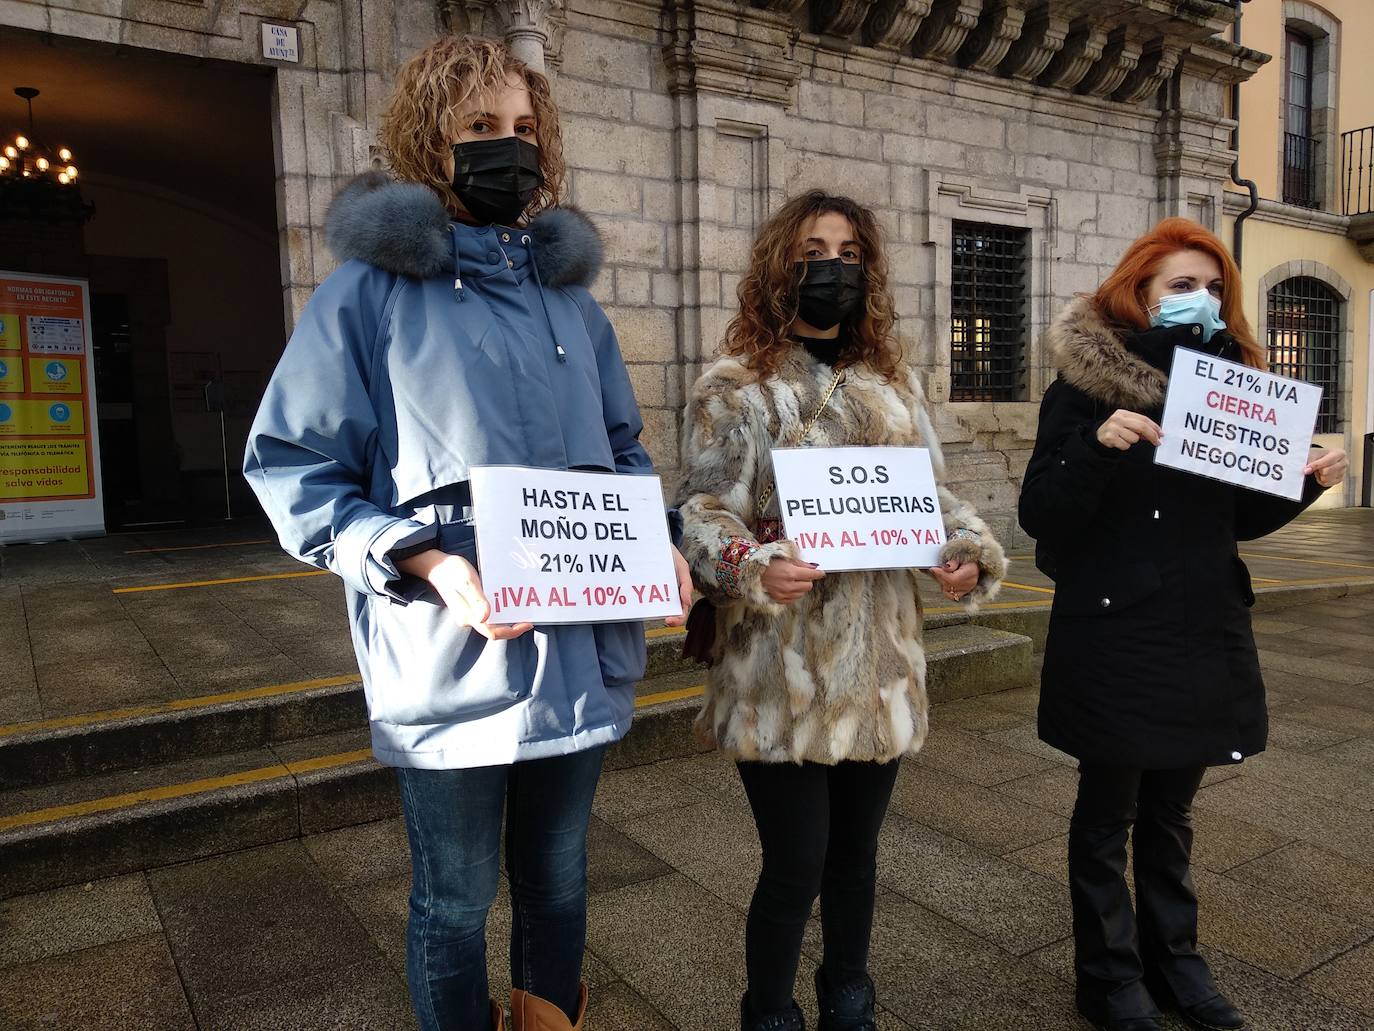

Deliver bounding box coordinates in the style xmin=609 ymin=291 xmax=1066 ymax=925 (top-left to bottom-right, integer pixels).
xmin=510 ymin=983 xmax=588 ymax=1031
xmin=492 ymin=999 xmax=506 ymax=1030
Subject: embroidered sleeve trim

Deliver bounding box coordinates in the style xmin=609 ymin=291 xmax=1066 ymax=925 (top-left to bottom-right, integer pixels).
xmin=716 ymin=536 xmax=759 ymax=597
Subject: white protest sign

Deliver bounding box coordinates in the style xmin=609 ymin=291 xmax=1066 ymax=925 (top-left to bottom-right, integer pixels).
xmin=1154 ymin=347 xmax=1322 ymax=501
xmin=470 ymin=466 xmax=680 ymax=624
xmin=771 ymin=446 xmax=946 ymax=571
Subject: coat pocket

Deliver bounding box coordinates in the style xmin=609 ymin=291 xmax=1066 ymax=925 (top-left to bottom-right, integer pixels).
xmin=592 ymin=620 xmax=648 ymax=688
xmin=1053 ymin=561 xmax=1162 ymax=616
xmin=363 ymin=520 xmax=530 ymax=726
xmin=1233 ymin=555 xmax=1257 ymax=608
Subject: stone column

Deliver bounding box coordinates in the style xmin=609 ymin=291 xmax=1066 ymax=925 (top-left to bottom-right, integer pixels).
xmin=445 ymin=0 xmax=566 ymax=72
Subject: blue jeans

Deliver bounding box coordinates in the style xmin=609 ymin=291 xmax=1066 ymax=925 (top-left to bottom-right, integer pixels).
xmin=396 ymin=745 xmax=607 ymax=1031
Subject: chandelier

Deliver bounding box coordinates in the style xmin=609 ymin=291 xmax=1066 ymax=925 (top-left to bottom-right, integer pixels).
xmin=0 ymin=87 xmax=94 ymax=223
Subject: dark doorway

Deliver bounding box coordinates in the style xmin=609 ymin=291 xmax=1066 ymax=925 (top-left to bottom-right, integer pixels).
xmin=0 ymin=29 xmax=282 ymax=530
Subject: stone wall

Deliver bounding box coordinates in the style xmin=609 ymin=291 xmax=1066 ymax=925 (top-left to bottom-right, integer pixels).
xmin=0 ymin=0 xmax=1267 ymax=542
xmin=527 ymin=0 xmax=1262 ymax=541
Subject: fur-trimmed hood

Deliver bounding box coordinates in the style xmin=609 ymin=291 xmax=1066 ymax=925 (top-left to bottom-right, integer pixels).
xmin=323 ymin=170 xmax=604 ymax=288
xmin=1044 ymin=296 xmax=1168 ymax=411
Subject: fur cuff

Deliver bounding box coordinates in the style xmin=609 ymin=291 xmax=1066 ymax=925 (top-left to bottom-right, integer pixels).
xmin=718 ymin=538 xmax=798 ymax=615
xmin=939 ymin=531 xmax=1008 ymax=612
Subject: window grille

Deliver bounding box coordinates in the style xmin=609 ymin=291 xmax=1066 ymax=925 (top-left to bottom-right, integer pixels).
xmin=1266 ymin=276 xmax=1341 ymax=433
xmin=950 ymin=221 xmax=1028 ymax=402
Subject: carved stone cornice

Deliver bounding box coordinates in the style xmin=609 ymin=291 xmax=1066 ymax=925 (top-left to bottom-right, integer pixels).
xmin=444 ymin=0 xmax=566 ymax=69
xmin=996 ymin=1 xmax=1067 ymax=81
xmin=664 ymin=38 xmax=800 ymax=104
xmin=1037 ymin=16 xmax=1104 ymax=91
xmin=811 ymin=0 xmax=879 ymax=39
xmin=957 ymin=0 xmax=1029 ymax=73
xmin=911 ymin=0 xmax=983 ymax=62
xmin=1180 ymin=36 xmax=1272 ymax=85
xmin=753 ymin=0 xmax=809 ymax=15
xmin=1075 ymin=25 xmax=1141 ymax=97
xmin=861 ymin=0 xmax=932 ymax=51
xmin=1113 ymin=35 xmax=1181 ymax=104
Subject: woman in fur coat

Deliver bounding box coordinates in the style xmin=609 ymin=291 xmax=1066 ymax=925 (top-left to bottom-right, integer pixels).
xmin=1019 ymin=218 xmax=1347 ymax=1031
xmin=244 ymin=37 xmax=690 ymax=1031
xmin=678 ymin=191 xmax=1007 ymax=1031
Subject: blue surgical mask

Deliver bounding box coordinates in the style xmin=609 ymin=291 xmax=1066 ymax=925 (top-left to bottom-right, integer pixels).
xmin=1148 ymin=288 xmax=1226 ymax=343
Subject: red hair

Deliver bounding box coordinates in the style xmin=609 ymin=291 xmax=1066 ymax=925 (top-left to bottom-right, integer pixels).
xmin=1091 ymin=217 xmax=1264 ymax=370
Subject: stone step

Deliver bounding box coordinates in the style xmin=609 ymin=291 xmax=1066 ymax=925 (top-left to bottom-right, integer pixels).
xmin=0 ymin=623 xmax=1034 ymax=898
xmin=0 ymin=627 xmax=699 ymax=792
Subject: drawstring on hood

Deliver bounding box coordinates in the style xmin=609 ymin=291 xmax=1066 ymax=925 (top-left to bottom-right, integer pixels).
xmin=450 ymin=223 xmax=568 ymax=360
xmin=450 ymin=225 xmax=466 ymax=303
xmin=525 ymin=240 xmax=568 ymax=361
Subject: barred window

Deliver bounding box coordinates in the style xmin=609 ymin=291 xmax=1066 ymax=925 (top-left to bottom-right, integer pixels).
xmin=950 ymin=221 xmax=1029 ymax=402
xmin=1266 ymin=276 xmax=1341 ymax=433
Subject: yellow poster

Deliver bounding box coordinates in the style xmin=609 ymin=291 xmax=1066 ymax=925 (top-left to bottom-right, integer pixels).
xmin=0 ymin=312 xmax=18 ymax=350
xmin=0 ymin=439 xmax=90 ymax=499
xmin=0 ymin=355 xmax=22 ymax=393
xmin=0 ymin=399 xmax=85 ymax=436
xmin=27 ymin=357 xmax=81 ymax=395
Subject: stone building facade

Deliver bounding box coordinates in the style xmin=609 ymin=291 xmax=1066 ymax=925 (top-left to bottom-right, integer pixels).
xmin=0 ymin=0 xmax=1273 ymax=541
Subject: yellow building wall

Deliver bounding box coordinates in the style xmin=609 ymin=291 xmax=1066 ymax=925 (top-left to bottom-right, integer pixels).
xmin=1229 ymin=0 xmax=1374 ymax=209
xmin=1223 ymin=216 xmax=1371 ymax=507
xmin=1220 ymin=0 xmax=1373 ymax=508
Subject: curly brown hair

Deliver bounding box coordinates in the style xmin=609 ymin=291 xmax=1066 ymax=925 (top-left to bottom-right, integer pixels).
xmin=377 ymin=35 xmax=566 ymax=221
xmin=723 ymin=191 xmax=901 ymax=381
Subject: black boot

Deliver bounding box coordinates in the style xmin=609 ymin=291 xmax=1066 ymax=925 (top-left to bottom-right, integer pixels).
xmin=1147 ymin=981 xmax=1246 ymax=1031
xmin=740 ymin=994 xmax=804 ymax=1031
xmin=814 ymin=967 xmax=876 ymax=1031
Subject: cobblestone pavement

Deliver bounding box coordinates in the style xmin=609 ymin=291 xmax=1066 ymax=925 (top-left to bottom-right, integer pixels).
xmin=2 ymin=511 xmax=1373 ymax=1030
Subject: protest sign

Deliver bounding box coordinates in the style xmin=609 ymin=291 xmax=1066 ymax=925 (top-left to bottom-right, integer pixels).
xmin=771 ymin=446 xmax=945 ymax=571
xmin=470 ymin=465 xmax=681 ymax=624
xmin=1154 ymin=347 xmax=1322 ymax=501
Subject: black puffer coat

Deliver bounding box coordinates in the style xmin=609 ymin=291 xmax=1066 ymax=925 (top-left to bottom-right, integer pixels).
xmin=1019 ymin=298 xmax=1327 ymax=768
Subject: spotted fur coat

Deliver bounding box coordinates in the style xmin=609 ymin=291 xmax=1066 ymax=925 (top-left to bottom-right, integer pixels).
xmin=677 ymin=349 xmax=1007 ymax=765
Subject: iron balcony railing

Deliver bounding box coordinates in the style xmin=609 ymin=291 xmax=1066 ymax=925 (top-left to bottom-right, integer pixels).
xmin=1341 ymin=126 xmax=1374 ymax=216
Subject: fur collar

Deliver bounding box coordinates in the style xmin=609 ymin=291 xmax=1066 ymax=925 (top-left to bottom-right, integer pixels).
xmin=1044 ymin=297 xmax=1167 ymax=410
xmin=323 ymin=170 xmax=603 ymax=287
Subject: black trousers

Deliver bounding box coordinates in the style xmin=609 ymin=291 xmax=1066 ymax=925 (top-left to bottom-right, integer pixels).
xmin=736 ymin=759 xmax=900 ymax=1016
xmin=1069 ymin=764 xmax=1217 ymax=1020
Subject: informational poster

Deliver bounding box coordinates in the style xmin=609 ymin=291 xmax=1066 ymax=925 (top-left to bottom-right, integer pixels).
xmin=772 ymin=446 xmax=946 ymax=571
xmin=0 ymin=272 xmax=104 ymax=542
xmin=1155 ymin=347 xmax=1322 ymax=501
xmin=470 ymin=466 xmax=681 ymax=624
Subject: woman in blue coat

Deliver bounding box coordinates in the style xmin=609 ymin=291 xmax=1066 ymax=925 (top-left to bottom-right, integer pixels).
xmin=244 ymin=36 xmax=689 ymax=1031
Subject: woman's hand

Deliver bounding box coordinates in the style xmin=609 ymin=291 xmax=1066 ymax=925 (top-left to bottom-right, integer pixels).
xmin=761 ymin=557 xmax=826 ymax=604
xmin=1096 ymin=410 xmax=1163 ymax=451
xmin=663 ymin=545 xmax=694 ymax=627
xmin=929 ymin=558 xmax=979 ymax=602
xmin=1305 ymin=446 xmax=1348 ymax=488
xmin=397 ymin=550 xmax=534 ymax=640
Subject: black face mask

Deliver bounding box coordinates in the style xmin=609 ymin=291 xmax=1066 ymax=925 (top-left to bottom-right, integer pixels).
xmin=794 ymin=259 xmax=865 ymax=331
xmin=451 ymin=137 xmax=544 ymax=226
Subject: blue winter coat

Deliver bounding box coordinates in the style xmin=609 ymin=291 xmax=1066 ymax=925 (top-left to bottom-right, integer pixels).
xmin=244 ymin=172 xmax=662 ymax=769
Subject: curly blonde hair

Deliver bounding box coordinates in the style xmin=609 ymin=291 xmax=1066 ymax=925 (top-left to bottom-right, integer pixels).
xmin=724 ymin=191 xmax=901 ymax=381
xmin=377 ymin=35 xmax=566 ymax=220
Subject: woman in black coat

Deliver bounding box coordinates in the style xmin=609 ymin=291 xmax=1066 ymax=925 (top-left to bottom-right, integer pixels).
xmin=1019 ymin=218 xmax=1348 ymax=1031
